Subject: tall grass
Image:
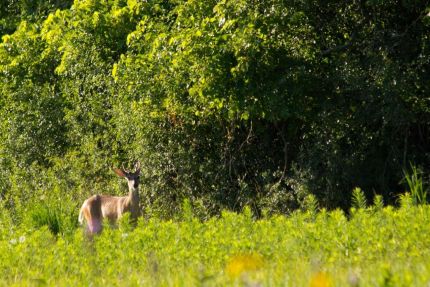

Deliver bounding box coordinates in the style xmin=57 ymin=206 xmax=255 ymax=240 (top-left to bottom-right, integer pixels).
xmin=403 ymin=165 xmax=428 ymax=205
xmin=2 ymin=203 xmax=430 ymax=286
xmin=30 ymin=201 xmax=77 ymax=236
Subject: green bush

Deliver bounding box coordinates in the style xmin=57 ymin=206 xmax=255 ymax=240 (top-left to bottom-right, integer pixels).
xmin=29 ymin=199 xmax=77 ymax=236
xmin=2 ymin=205 xmax=430 ymax=285
xmin=1 ymin=0 xmax=429 ymax=217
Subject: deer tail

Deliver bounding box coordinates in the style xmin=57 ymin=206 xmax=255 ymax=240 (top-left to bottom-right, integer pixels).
xmin=78 ymin=204 xmax=85 ymax=225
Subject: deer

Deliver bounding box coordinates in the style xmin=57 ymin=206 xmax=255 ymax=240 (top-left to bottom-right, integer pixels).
xmin=78 ymin=161 xmax=141 ymax=235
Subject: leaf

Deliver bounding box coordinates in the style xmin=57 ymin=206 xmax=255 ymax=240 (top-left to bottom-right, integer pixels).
xmin=351 ymin=187 xmax=367 ymax=210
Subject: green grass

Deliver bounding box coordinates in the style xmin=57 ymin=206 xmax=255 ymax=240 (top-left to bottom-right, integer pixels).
xmin=1 ymin=205 xmax=430 ymax=286
xmin=403 ymin=165 xmax=428 ymax=205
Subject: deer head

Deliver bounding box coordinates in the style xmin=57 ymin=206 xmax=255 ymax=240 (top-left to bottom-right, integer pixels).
xmin=113 ymin=161 xmax=141 ymax=191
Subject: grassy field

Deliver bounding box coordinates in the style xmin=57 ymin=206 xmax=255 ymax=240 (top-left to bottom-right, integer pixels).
xmin=1 ymin=200 xmax=430 ymax=286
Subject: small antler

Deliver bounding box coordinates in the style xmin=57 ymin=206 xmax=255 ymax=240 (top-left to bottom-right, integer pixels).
xmin=134 ymin=160 xmax=141 ymax=173
xmin=121 ymin=163 xmax=129 ymax=173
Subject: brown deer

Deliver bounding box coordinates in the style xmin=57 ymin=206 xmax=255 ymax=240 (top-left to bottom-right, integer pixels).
xmin=78 ymin=161 xmax=141 ymax=234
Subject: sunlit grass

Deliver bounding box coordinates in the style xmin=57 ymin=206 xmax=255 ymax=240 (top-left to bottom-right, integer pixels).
xmin=2 ymin=204 xmax=430 ymax=286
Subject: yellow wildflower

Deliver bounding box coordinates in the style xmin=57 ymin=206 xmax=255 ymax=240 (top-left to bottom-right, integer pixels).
xmin=225 ymin=253 xmax=264 ymax=278
xmin=310 ymin=272 xmax=332 ymax=287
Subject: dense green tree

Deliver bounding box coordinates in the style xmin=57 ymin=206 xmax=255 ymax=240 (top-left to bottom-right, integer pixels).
xmin=0 ymin=0 xmax=73 ymax=36
xmin=0 ymin=0 xmax=429 ymax=216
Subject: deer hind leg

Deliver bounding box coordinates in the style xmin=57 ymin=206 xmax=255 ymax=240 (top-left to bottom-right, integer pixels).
xmin=82 ymin=195 xmax=103 ymax=234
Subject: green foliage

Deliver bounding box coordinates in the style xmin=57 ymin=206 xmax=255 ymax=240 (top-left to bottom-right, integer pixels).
xmin=1 ymin=0 xmax=430 ymax=217
xmin=30 ymin=200 xmax=77 ymax=236
xmin=2 ymin=206 xmax=430 ymax=285
xmin=403 ymin=165 xmax=428 ymax=205
xmin=301 ymin=194 xmax=319 ymax=218
xmin=399 ymin=192 xmax=414 ymax=209
xmin=2 ymin=3 xmax=430 ymax=283
xmin=372 ymin=194 xmax=384 ymax=211
xmin=0 ymin=0 xmax=73 ymax=36
xmin=351 ymin=187 xmax=367 ymax=210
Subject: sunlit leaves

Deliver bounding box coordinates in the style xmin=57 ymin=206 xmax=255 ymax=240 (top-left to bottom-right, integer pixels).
xmin=0 ymin=0 xmax=429 ymax=214
xmin=3 ymin=206 xmax=430 ymax=285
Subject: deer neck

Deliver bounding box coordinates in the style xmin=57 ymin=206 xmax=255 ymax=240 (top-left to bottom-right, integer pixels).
xmin=127 ymin=187 xmax=139 ymax=206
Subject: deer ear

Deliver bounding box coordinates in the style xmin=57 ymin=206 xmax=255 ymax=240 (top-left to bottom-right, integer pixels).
xmin=113 ymin=168 xmax=126 ymax=177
